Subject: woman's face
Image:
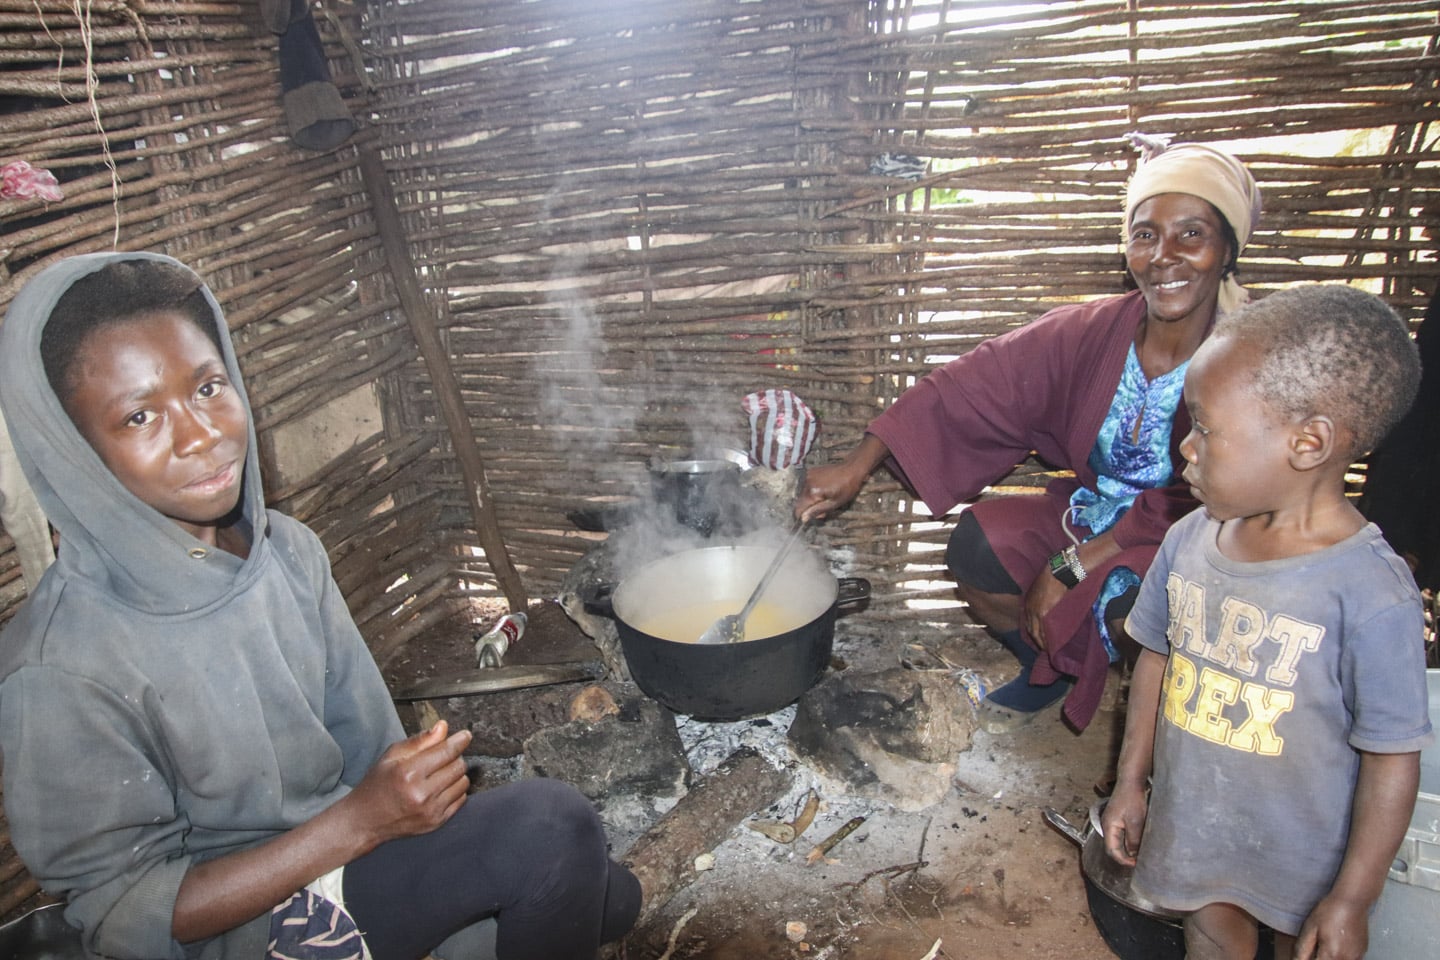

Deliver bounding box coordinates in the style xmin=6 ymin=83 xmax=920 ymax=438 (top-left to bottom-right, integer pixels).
xmin=62 ymin=310 xmax=249 ymax=546
xmin=1126 ymin=192 xmax=1233 ymax=328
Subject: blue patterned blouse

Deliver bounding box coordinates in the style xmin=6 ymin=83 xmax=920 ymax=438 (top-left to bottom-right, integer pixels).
xmin=1067 ymin=343 xmax=1188 ymax=659
xmin=1068 ymin=342 xmax=1187 ymax=535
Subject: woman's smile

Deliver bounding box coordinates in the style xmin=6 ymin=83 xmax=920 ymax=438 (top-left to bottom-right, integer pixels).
xmin=1127 ymin=193 xmax=1232 ymax=328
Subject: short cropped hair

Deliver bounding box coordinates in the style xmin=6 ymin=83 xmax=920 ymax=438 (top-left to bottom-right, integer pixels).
xmin=41 ymin=259 xmax=220 ymax=404
xmin=1215 ymin=283 xmax=1420 ymax=457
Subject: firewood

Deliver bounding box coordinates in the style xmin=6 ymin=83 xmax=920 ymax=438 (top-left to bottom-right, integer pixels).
xmin=622 ymin=746 xmax=790 ymax=924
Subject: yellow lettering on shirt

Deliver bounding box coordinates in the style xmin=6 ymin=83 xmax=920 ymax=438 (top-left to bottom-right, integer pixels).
xmin=1162 ymin=651 xmax=1199 ymax=729
xmin=1212 ymin=597 xmax=1265 ymax=677
xmin=1187 ymin=667 xmax=1240 ymax=743
xmin=1157 ymin=579 xmax=1313 ymax=757
xmin=1166 ymin=573 xmax=1213 ymax=660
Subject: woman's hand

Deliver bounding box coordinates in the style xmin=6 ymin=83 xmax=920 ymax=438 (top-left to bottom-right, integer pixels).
xmin=1021 ymin=571 xmax=1067 ymax=650
xmin=794 ymin=462 xmax=867 ymax=522
xmin=794 ymin=434 xmax=891 ymax=522
xmin=344 ymin=721 xmax=473 ymax=847
xmin=1025 ymin=534 xmax=1125 ymax=649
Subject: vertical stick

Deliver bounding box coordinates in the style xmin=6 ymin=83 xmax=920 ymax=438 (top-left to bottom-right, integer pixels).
xmin=356 ymin=144 xmax=527 ymax=611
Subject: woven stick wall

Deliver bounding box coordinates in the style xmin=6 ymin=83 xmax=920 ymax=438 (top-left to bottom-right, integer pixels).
xmin=362 ymin=0 xmax=1440 ymax=619
xmin=0 ymin=0 xmax=466 ymax=656
xmin=357 ymin=0 xmax=877 ymax=609
xmin=1 ymin=0 xmax=1439 ymax=919
xmin=0 ymin=0 xmax=450 ymax=918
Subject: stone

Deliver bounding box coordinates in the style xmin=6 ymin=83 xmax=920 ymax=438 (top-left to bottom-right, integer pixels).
xmin=522 ymin=693 xmax=690 ymax=804
xmin=788 ymin=666 xmax=977 ymax=812
xmin=569 ymin=684 xmax=621 ymax=723
xmin=555 ymin=543 xmax=629 ymax=681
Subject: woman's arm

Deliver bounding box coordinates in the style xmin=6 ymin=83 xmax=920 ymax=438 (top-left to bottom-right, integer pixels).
xmin=1101 ymin=647 xmax=1166 ymax=867
xmin=1293 ymin=750 xmax=1420 ymax=960
xmin=794 ymin=433 xmax=890 ymax=522
xmin=171 ymin=721 xmax=472 ymax=943
xmin=1023 ymin=530 xmax=1125 ymax=649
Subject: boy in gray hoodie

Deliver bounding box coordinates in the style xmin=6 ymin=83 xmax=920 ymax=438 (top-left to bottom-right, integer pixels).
xmin=0 ymin=253 xmax=639 ymax=960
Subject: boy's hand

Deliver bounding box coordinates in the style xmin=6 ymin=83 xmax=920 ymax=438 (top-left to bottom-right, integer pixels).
xmin=1293 ymin=894 xmax=1368 ymax=960
xmin=346 ymin=720 xmax=473 ymax=845
xmin=1101 ymin=781 xmax=1148 ymax=867
xmin=1292 ymin=750 xmax=1420 ymax=960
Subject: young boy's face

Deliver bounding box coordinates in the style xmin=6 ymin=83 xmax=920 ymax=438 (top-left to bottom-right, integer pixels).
xmin=1178 ymin=335 xmax=1296 ymax=522
xmin=62 ymin=310 xmax=249 ymax=545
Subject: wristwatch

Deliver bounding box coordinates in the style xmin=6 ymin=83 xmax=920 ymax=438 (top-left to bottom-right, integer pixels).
xmin=1047 ymin=544 xmax=1087 ymax=589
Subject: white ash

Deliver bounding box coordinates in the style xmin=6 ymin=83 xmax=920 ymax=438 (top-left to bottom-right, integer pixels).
xmin=675 ymin=706 xmax=797 ymax=777
xmin=674 ymin=705 xmax=890 ymax=863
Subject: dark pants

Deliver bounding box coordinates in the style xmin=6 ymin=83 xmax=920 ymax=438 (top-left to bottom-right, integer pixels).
xmin=343 ymin=778 xmax=641 ymax=960
xmin=945 ymin=510 xmax=1139 ymax=630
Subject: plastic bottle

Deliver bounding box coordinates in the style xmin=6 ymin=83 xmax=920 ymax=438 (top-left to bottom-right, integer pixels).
xmin=474 ymin=612 xmax=526 ymax=667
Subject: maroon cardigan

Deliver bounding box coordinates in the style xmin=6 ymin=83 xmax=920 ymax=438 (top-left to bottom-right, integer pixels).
xmin=868 ymin=290 xmax=1199 ymax=728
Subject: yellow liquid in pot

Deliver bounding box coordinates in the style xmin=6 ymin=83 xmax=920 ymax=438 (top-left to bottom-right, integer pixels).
xmin=636 ymin=599 xmax=801 ymax=643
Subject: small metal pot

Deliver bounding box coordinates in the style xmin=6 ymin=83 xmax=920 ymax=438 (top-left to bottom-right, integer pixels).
xmin=648 ymin=459 xmax=742 ymax=533
xmin=600 ymin=543 xmax=869 ymax=720
xmin=1045 ymin=806 xmax=1186 ymax=959
xmin=1044 ymin=804 xmax=1273 ymax=960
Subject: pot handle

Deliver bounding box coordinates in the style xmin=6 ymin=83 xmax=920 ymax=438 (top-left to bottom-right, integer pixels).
xmin=577 ymin=581 xmax=616 ymax=618
xmin=1042 ymin=807 xmax=1086 ymax=849
xmin=836 ymin=577 xmax=871 ymax=608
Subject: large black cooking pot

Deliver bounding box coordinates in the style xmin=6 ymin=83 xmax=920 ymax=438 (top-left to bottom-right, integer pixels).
xmin=604 ymin=543 xmax=868 ymax=720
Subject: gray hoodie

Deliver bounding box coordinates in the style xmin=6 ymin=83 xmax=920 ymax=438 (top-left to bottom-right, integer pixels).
xmin=0 ymin=253 xmax=405 ymax=959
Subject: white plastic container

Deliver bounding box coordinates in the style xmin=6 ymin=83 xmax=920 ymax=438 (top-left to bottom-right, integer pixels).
xmin=1367 ymin=668 xmax=1440 ymax=958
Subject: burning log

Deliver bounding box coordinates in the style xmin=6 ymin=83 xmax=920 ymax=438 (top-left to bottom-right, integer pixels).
xmin=622 ymin=746 xmax=790 ymax=924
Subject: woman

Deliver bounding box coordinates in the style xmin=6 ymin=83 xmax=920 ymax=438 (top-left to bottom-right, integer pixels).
xmin=795 ymin=136 xmax=1262 ymax=733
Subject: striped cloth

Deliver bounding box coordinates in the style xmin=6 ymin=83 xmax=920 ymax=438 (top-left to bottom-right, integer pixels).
xmin=742 ymin=388 xmax=818 ymax=469
xmin=268 ymin=887 xmax=367 ymax=960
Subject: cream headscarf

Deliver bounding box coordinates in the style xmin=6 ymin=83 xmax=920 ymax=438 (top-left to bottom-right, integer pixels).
xmin=1123 ymin=133 xmax=1262 ymax=316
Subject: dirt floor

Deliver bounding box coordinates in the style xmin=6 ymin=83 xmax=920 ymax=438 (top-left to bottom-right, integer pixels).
xmin=613 ymin=627 xmax=1128 ymax=960
xmin=386 ymin=603 xmax=1133 ymax=960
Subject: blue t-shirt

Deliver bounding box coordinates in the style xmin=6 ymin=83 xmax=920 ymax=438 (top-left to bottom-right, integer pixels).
xmin=1125 ymin=510 xmax=1433 ymax=934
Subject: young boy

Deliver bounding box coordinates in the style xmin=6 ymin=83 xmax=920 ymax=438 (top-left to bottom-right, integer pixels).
xmin=1101 ymin=283 xmax=1433 ymax=960
xmin=0 ymin=253 xmax=640 ymax=960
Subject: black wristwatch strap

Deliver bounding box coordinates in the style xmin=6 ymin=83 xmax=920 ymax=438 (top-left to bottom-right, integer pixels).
xmin=1048 ymin=548 xmax=1078 ymax=588
xmin=1048 ymin=544 xmax=1086 ymax=589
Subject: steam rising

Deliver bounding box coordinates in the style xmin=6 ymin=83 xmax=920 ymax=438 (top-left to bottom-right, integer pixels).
xmin=533 ymin=231 xmax=795 ymax=578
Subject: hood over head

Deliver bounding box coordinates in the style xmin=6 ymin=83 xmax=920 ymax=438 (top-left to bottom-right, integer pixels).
xmin=0 ymin=252 xmax=268 ymax=614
